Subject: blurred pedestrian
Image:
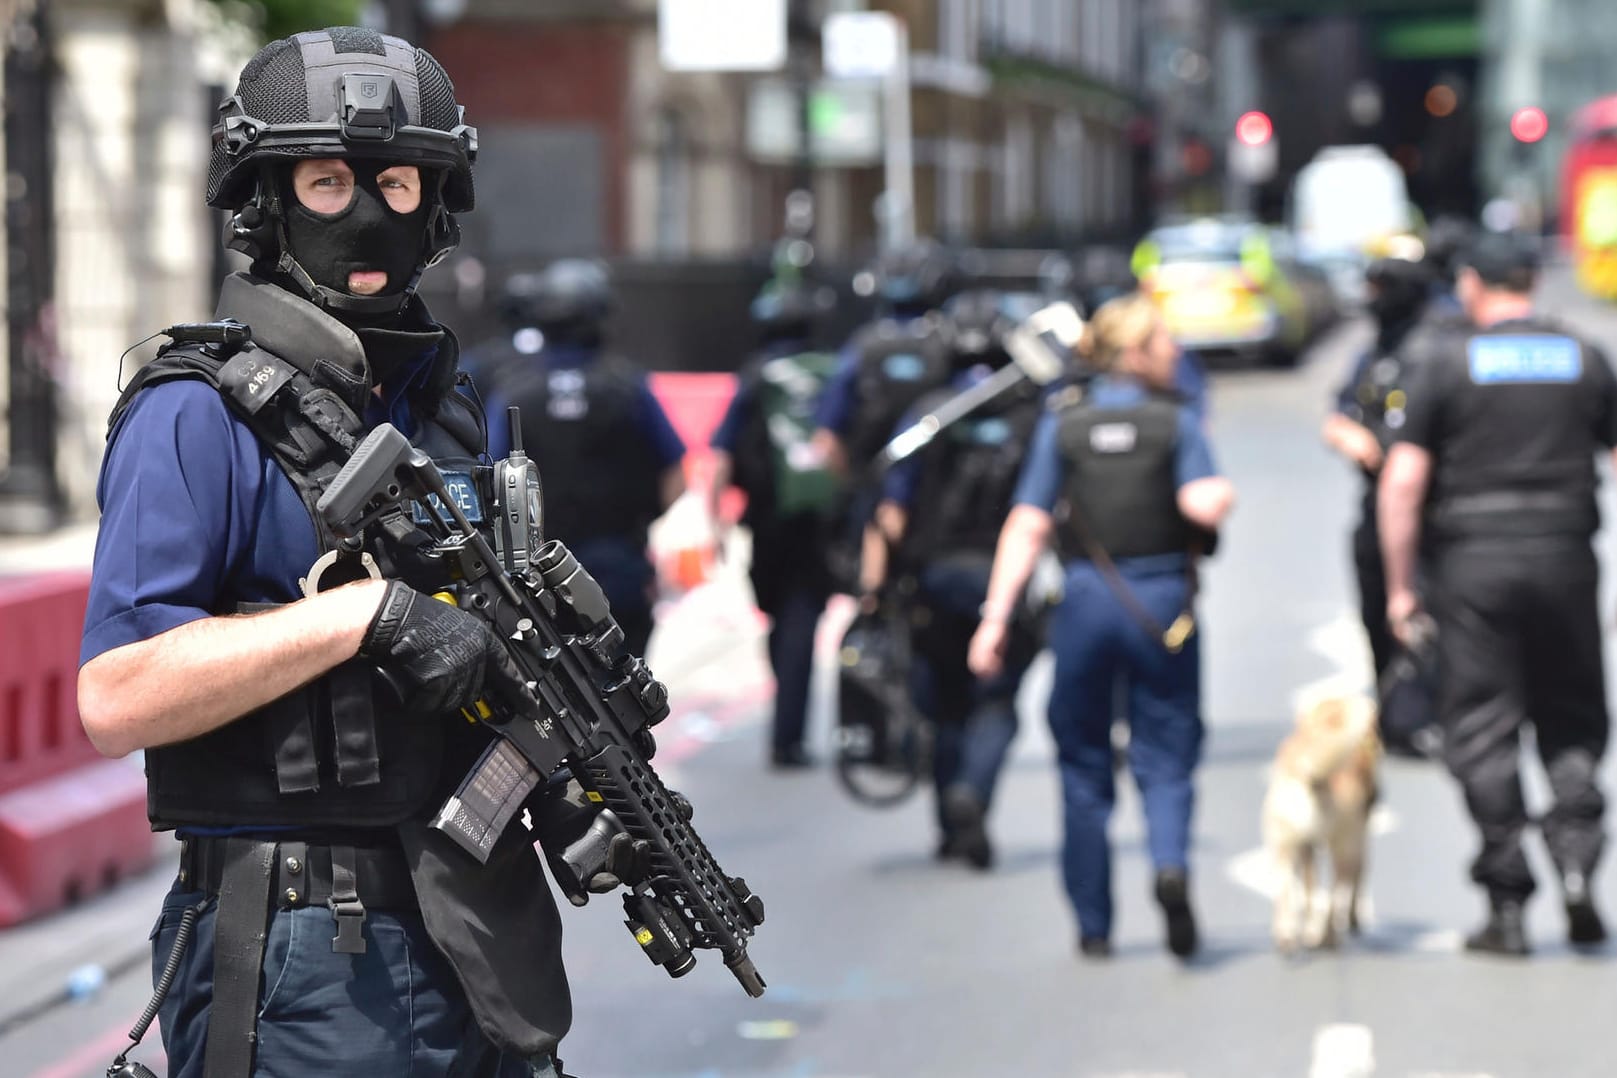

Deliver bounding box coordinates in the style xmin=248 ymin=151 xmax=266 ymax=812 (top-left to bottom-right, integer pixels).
xmin=457 ymin=270 xmax=557 ymax=397
xmin=862 ymin=290 xmax=1046 ymax=868
xmin=1322 ymin=255 xmax=1445 ymax=755
xmin=1380 ymin=231 xmax=1614 ymax=956
xmin=812 ymin=239 xmax=959 ymax=590
xmin=969 ymin=294 xmax=1235 ymax=959
xmin=486 ymin=259 xmax=686 ymax=656
xmin=709 ymin=282 xmax=840 ymax=769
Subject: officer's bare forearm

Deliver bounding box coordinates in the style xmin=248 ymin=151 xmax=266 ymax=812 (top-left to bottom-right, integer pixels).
xmin=1321 ymin=414 xmax=1383 ymax=472
xmin=660 ymin=463 xmax=687 ymax=512
xmin=981 ymin=506 xmax=1053 ymax=621
xmin=1378 ymin=444 xmax=1431 ymax=597
xmin=1177 ymin=477 xmax=1236 ymax=531
xmin=707 ymin=449 xmax=734 ymax=521
xmin=860 ymin=502 xmax=906 ymax=595
xmin=77 ymin=579 xmax=388 ymax=758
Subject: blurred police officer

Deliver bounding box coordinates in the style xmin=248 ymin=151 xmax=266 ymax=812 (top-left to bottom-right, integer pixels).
xmin=1381 ymin=231 xmax=1614 ymax=955
xmin=78 ymin=28 xmax=579 ymax=1075
xmin=487 ymin=259 xmax=687 ymax=657
xmin=812 ymin=239 xmax=958 ymax=587
xmin=1323 ymin=255 xmax=1444 ymax=754
xmin=709 ymin=282 xmax=840 ymax=768
xmin=863 ymin=291 xmax=1046 ymax=867
xmin=969 ymin=294 xmax=1235 ymax=958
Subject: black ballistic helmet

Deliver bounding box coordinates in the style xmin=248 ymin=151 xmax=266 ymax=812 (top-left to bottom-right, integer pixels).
xmin=871 ymin=238 xmax=958 ymax=312
xmin=749 ymin=281 xmax=832 ymax=343
xmin=210 ymin=27 xmax=478 ymax=311
xmin=500 ymin=260 xmax=613 ymax=340
xmin=1365 ymin=256 xmax=1434 ymax=326
xmin=943 ymin=289 xmax=1014 ymax=364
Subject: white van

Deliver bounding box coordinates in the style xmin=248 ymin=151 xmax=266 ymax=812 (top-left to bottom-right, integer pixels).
xmin=1289 ymin=145 xmax=1414 ymax=304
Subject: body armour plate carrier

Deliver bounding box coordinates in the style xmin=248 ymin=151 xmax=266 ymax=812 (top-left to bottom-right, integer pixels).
xmin=1053 ymin=391 xmax=1192 ymax=561
xmin=844 ymin=320 xmax=954 ymax=471
xmin=899 ymin=378 xmax=1043 ymax=568
xmin=108 ymin=273 xmax=492 ymax=830
xmin=499 ymin=353 xmax=663 ymax=548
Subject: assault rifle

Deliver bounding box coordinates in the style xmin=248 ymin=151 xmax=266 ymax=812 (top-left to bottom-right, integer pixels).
xmin=316 ymin=421 xmax=767 ymax=997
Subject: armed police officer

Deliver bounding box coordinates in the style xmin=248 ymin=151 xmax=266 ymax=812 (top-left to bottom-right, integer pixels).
xmin=1381 ymin=232 xmax=1615 ymax=956
xmin=812 ymin=239 xmax=958 ymax=590
xmin=78 ymin=28 xmax=582 ymax=1076
xmin=969 ymin=294 xmax=1234 ymax=959
xmin=486 ymin=260 xmax=687 ymax=657
xmin=863 ymin=291 xmax=1046 ymax=867
xmin=1322 ymin=254 xmax=1446 ymax=755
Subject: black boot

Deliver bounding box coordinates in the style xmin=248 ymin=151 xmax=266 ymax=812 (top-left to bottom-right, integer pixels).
xmin=1562 ymin=872 xmax=1608 ymax=948
xmin=1154 ymin=867 xmax=1199 ymax=958
xmin=942 ymin=786 xmax=993 ymax=870
xmin=1464 ymin=897 xmax=1529 ymax=957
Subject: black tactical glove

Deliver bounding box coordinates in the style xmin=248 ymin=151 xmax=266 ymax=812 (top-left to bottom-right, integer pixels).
xmin=360 ymin=580 xmax=532 ymax=716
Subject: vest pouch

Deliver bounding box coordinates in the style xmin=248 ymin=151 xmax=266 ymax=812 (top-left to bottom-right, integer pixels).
xmin=397 ymin=814 xmax=572 ymax=1057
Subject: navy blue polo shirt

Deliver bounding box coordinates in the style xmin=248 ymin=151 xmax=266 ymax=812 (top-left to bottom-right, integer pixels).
xmin=81 ymin=351 xmax=440 ymax=667
xmin=1013 ymin=375 xmax=1217 ymax=570
xmin=483 ymin=344 xmax=686 ymax=469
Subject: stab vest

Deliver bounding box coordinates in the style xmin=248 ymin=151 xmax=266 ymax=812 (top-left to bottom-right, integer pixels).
xmin=1052 ymin=387 xmax=1192 ymax=561
xmin=109 ymin=273 xmax=493 ymax=831
xmin=498 ymin=353 xmax=663 ymax=548
xmin=844 ymin=318 xmax=954 ymax=472
xmin=899 ymin=376 xmax=1043 ymax=569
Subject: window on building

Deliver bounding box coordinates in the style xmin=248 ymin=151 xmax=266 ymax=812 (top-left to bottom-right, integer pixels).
xmin=941 ymin=0 xmax=974 ymax=62
xmin=655 ymin=108 xmax=691 ymax=256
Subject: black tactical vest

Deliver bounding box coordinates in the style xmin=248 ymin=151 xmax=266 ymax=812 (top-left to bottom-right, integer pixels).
xmin=844 ymin=318 xmax=953 ymax=471
xmin=1052 ymin=388 xmax=1191 ymax=560
xmin=498 ymin=353 xmax=662 ymax=547
xmin=1424 ymin=317 xmax=1612 ymax=541
xmin=109 ymin=273 xmax=494 ymax=831
xmin=899 ymin=376 xmax=1043 ymax=568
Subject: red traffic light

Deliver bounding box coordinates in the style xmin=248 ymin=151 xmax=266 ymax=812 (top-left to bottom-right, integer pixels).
xmin=1235 ymin=110 xmax=1274 ymax=147
xmin=1510 ymin=106 xmax=1549 ymax=144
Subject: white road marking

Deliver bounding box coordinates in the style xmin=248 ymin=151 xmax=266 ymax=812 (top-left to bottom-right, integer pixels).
xmin=1309 ymin=1023 xmax=1375 ymax=1078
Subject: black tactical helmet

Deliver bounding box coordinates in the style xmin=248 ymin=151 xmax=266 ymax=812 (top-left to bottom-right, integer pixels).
xmin=209 ymin=27 xmax=477 ymax=311
xmin=1365 ymin=256 xmax=1434 ymax=328
xmin=749 ymin=281 xmax=831 ymax=342
xmin=943 ymin=289 xmax=1014 ymax=362
xmin=871 ymin=238 xmax=958 ymax=311
xmin=501 ymin=260 xmax=613 ymax=328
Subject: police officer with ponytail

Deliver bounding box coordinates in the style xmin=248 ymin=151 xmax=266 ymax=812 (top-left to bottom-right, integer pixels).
xmin=79 ymin=29 xmax=580 ymax=1075
xmin=969 ymin=294 xmax=1235 ymax=959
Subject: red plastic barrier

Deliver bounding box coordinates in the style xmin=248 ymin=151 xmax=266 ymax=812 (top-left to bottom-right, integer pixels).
xmin=0 ymin=571 xmax=155 ymax=927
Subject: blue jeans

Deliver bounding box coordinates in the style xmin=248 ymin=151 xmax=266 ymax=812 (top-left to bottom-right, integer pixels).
xmin=1046 ymin=563 xmax=1204 ymax=940
xmin=150 ymin=882 xmax=560 ymax=1077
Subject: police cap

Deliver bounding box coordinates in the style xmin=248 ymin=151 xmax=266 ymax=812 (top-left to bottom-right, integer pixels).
xmin=1459 ymin=231 xmax=1540 ymax=292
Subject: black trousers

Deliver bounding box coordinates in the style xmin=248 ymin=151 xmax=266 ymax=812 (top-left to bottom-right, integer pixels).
xmin=1352 ymin=493 xmax=1397 ymax=681
xmin=1430 ymin=538 xmax=1610 ymax=900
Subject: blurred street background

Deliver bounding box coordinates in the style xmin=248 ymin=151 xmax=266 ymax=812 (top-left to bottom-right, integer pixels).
xmin=5 ymin=1 xmax=1617 ymax=1076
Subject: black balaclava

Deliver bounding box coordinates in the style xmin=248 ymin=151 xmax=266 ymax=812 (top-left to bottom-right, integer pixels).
xmin=280 ymin=163 xmax=428 ymax=306
xmin=275 ymin=161 xmax=442 ymax=383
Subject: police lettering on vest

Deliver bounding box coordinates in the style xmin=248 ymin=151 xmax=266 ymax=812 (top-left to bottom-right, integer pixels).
xmin=1404 ymin=318 xmax=1617 ymax=541
xmin=1053 ymin=391 xmax=1190 ymax=560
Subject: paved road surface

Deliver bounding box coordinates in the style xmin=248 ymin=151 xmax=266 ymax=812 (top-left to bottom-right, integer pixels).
xmin=5 ymin=266 xmax=1617 ymax=1078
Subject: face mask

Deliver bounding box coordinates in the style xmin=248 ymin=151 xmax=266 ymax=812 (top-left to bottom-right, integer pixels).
xmin=282 ymin=164 xmax=428 ymax=300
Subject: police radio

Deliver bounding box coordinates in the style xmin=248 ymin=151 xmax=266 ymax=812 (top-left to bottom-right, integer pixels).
xmin=492 ymin=405 xmax=545 ymax=573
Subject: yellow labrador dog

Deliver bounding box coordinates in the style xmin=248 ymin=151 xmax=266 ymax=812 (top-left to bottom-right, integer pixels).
xmin=1263 ymin=696 xmax=1382 ymax=953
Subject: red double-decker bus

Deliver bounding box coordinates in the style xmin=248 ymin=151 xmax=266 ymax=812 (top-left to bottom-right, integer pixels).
xmin=1561 ymin=95 xmax=1617 ymax=299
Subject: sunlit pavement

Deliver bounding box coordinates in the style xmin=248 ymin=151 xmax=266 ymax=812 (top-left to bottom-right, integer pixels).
xmin=6 ymin=264 xmax=1617 ymax=1077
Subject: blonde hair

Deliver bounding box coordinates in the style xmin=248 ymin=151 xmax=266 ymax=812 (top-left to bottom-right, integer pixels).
xmin=1077 ymin=293 xmax=1160 ymax=372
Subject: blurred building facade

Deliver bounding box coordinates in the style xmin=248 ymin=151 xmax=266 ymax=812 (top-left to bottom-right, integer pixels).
xmin=1 ymin=0 xmax=224 ymax=529
xmin=425 ymin=0 xmax=1153 ymax=277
